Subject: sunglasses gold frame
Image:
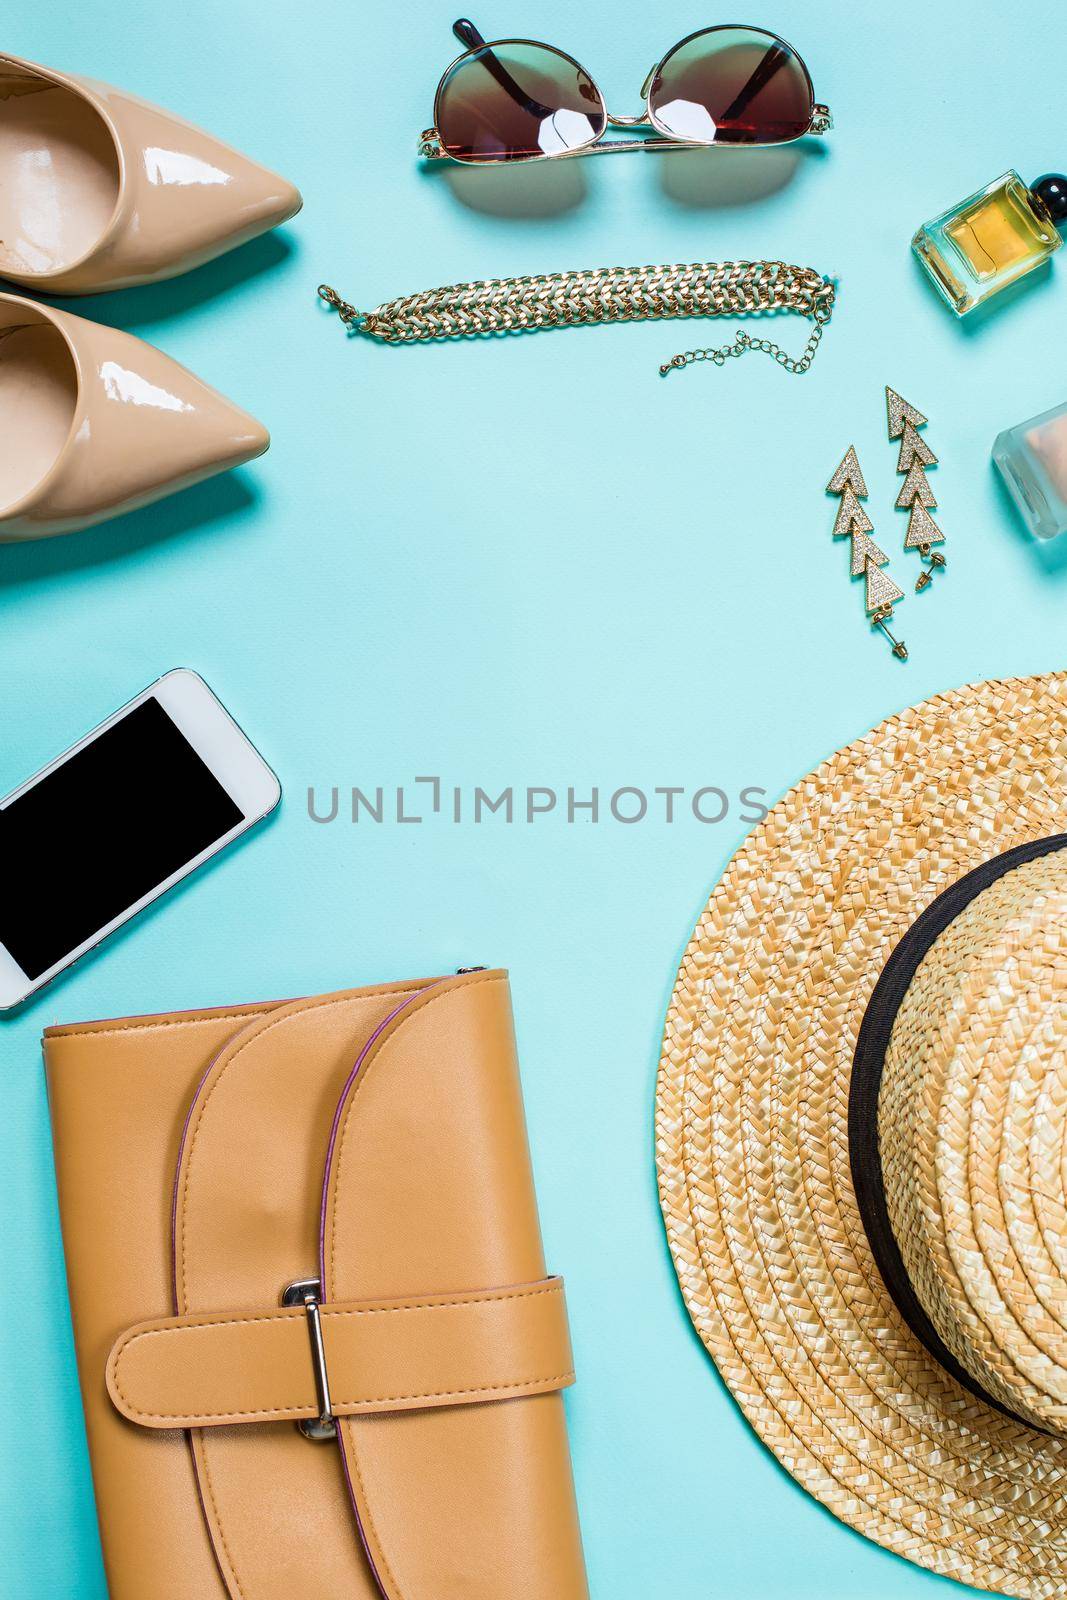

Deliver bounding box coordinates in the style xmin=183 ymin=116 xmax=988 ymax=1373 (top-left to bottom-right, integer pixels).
xmin=420 ymin=18 xmax=832 ymax=164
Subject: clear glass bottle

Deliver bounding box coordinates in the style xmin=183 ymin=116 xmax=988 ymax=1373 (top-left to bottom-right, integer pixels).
xmin=914 ymin=171 xmax=1067 ymax=315
xmin=993 ymin=399 xmax=1067 ymax=539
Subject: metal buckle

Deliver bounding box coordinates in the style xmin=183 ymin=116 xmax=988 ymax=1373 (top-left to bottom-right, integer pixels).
xmin=282 ymin=1279 xmax=337 ymax=1441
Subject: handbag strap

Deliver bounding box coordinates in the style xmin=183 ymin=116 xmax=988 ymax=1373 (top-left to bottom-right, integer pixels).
xmin=107 ymin=1276 xmax=573 ymax=1430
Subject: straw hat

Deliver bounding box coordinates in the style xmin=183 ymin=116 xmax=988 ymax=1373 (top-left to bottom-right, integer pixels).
xmin=656 ymin=672 xmax=1067 ymax=1598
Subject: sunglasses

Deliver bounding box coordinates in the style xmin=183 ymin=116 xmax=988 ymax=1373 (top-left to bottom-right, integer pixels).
xmin=420 ymin=19 xmax=832 ymax=165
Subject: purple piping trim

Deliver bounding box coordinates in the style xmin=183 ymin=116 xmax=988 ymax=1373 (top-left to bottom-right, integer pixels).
xmin=316 ymin=986 xmax=430 ymax=1289
xmin=336 ymin=1424 xmax=375 ymax=1591
xmin=317 ymin=978 xmax=450 ymax=1599
xmin=166 ymin=978 xmax=453 ymax=1600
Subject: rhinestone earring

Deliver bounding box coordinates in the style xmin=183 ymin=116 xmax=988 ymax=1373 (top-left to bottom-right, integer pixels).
xmin=886 ymin=388 xmax=947 ymax=591
xmin=827 ymin=447 xmax=908 ymax=659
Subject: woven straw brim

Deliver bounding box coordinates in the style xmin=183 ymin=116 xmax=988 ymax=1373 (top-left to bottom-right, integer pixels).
xmin=881 ymin=852 xmax=1067 ymax=1437
xmin=656 ymin=673 xmax=1067 ymax=1599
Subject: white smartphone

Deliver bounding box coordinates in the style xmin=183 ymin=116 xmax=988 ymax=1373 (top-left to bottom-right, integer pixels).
xmin=0 ymin=669 xmax=281 ymax=1010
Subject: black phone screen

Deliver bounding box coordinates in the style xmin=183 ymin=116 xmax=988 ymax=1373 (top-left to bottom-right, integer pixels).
xmin=0 ymin=697 xmax=243 ymax=980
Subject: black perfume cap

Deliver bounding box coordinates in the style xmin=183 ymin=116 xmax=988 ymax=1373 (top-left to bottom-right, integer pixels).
xmin=1032 ymin=174 xmax=1067 ymax=225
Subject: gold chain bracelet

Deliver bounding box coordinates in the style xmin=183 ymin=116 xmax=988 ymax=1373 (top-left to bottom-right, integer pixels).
xmin=318 ymin=260 xmax=836 ymax=376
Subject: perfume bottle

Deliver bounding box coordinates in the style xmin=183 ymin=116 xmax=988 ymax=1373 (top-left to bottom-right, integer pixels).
xmin=913 ymin=172 xmax=1067 ymax=315
xmin=993 ymin=399 xmax=1067 ymax=539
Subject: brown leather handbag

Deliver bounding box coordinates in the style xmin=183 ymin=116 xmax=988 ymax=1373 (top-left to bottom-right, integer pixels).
xmin=44 ymin=969 xmax=588 ymax=1600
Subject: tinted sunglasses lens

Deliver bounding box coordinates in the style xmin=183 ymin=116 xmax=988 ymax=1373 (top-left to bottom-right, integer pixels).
xmin=649 ymin=28 xmax=814 ymax=146
xmin=436 ymin=42 xmax=605 ymax=162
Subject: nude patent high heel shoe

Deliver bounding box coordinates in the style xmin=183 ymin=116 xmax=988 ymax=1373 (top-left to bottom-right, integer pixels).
xmin=0 ymin=293 xmax=268 ymax=540
xmin=0 ymin=53 xmax=301 ymax=294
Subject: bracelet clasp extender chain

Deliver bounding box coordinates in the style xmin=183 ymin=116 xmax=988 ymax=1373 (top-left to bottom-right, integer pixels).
xmin=318 ymin=260 xmax=836 ymax=377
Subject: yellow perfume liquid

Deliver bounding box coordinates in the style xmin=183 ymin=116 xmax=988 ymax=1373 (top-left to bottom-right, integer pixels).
xmin=946 ymin=186 xmax=1049 ymax=277
xmin=913 ymin=171 xmax=1067 ymax=315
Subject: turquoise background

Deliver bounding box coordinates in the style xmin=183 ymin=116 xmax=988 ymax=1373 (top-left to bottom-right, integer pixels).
xmin=2 ymin=1 xmax=1065 ymax=1595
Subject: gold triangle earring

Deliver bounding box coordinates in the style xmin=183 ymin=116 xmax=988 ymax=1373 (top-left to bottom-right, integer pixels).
xmin=886 ymin=388 xmax=947 ymax=592
xmin=827 ymin=447 xmax=908 ymax=660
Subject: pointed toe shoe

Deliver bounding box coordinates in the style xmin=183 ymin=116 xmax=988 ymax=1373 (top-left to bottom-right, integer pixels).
xmin=0 ymin=292 xmax=268 ymax=540
xmin=0 ymin=52 xmax=301 ymax=295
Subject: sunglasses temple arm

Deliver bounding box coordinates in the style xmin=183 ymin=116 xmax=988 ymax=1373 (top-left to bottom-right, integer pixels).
xmin=716 ymin=43 xmax=792 ymax=127
xmin=452 ymin=17 xmax=487 ymax=48
xmin=449 ymin=17 xmax=558 ymax=121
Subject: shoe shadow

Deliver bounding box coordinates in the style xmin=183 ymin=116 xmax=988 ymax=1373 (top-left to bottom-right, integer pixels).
xmin=44 ymin=230 xmax=298 ymax=333
xmin=0 ymin=472 xmax=259 ymax=590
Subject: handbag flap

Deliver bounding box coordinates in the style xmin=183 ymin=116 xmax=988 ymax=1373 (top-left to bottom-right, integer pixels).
xmin=170 ymin=971 xmax=587 ymax=1600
